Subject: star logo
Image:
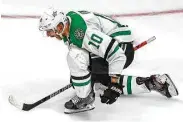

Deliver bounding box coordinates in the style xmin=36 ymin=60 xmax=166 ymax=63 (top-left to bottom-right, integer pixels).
xmin=74 ymin=28 xmax=85 ymax=40
xmin=52 ymin=11 xmax=57 ymax=17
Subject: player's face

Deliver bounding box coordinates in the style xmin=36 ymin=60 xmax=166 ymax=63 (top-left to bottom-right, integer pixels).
xmin=56 ymin=23 xmax=64 ymax=34
xmin=46 ymin=29 xmax=62 ymax=40
xmin=46 ymin=29 xmax=56 ymax=37
xmin=46 ymin=23 xmax=64 ymax=40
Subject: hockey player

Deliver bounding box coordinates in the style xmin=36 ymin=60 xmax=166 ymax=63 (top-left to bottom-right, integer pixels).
xmin=39 ymin=8 xmax=178 ymax=114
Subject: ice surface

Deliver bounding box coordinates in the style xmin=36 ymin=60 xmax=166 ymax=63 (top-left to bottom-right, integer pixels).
xmin=1 ymin=3 xmax=183 ymax=122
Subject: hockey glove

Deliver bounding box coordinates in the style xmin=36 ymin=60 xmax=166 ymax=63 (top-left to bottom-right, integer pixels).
xmin=100 ymin=83 xmax=123 ymax=104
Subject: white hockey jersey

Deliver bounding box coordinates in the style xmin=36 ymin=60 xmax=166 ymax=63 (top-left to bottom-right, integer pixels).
xmin=63 ymin=11 xmax=133 ymax=75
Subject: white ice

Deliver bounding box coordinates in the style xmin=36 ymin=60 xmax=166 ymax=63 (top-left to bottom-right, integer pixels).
xmin=1 ymin=2 xmax=183 ymax=122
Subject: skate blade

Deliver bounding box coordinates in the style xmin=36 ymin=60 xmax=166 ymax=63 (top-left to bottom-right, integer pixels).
xmin=64 ymin=103 xmax=95 ymax=114
xmin=164 ymin=74 xmax=179 ymax=97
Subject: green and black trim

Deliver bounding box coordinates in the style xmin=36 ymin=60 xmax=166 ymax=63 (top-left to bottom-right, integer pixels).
xmin=107 ymin=44 xmax=120 ymax=59
xmin=104 ymin=39 xmax=116 ymax=60
xmin=71 ymin=73 xmax=91 ymax=87
xmin=71 ymin=72 xmax=91 ymax=80
xmin=104 ymin=38 xmax=121 ymax=60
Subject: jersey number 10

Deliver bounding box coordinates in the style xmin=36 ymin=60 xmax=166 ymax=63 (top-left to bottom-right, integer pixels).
xmin=88 ymin=34 xmax=103 ymax=49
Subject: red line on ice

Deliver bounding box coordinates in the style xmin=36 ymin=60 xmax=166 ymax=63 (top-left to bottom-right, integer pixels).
xmin=1 ymin=8 xmax=183 ymax=19
xmin=110 ymin=9 xmax=183 ymax=18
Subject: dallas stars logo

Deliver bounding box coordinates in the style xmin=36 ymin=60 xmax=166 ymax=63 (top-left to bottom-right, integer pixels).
xmin=74 ymin=28 xmax=85 ymax=40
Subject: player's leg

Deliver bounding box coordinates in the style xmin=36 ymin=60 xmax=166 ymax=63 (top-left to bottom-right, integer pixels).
xmin=90 ymin=41 xmax=135 ymax=97
xmin=121 ymin=74 xmax=178 ymax=97
xmin=65 ymin=46 xmax=95 ymax=114
xmin=93 ymin=74 xmax=178 ymax=98
xmin=120 ymin=75 xmax=150 ymax=95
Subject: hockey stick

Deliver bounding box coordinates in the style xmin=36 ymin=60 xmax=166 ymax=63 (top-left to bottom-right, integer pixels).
xmin=133 ymin=36 xmax=156 ymax=51
xmin=9 ymin=83 xmax=72 ymax=111
xmin=8 ymin=36 xmax=156 ymax=111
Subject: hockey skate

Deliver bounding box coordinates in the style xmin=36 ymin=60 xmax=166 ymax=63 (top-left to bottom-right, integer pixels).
xmin=148 ymin=74 xmax=179 ymax=98
xmin=64 ymin=90 xmax=95 ymax=114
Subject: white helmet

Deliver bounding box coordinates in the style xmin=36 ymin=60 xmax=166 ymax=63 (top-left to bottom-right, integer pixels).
xmin=39 ymin=7 xmax=67 ymax=32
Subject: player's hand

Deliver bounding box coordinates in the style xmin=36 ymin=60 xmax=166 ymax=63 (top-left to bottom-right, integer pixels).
xmin=100 ymin=83 xmax=123 ymax=104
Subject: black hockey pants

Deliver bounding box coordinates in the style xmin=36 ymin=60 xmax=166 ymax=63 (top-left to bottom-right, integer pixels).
xmin=90 ymin=42 xmax=135 ymax=86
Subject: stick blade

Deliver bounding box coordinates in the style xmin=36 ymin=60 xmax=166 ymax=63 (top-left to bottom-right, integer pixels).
xmin=8 ymin=95 xmax=23 ymax=110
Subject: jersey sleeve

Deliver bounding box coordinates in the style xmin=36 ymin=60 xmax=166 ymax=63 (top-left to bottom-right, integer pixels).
xmin=82 ymin=28 xmax=127 ymax=75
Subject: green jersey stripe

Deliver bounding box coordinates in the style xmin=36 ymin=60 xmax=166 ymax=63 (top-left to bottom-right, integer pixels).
xmin=72 ymin=80 xmax=91 ymax=86
xmin=127 ymin=76 xmax=132 ymax=94
xmin=110 ymin=30 xmax=131 ymax=38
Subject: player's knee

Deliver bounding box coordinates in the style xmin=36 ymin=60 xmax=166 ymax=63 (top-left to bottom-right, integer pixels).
xmin=67 ymin=47 xmax=90 ymax=76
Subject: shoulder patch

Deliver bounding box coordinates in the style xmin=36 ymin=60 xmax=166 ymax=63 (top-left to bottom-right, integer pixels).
xmin=74 ymin=28 xmax=85 ymax=40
